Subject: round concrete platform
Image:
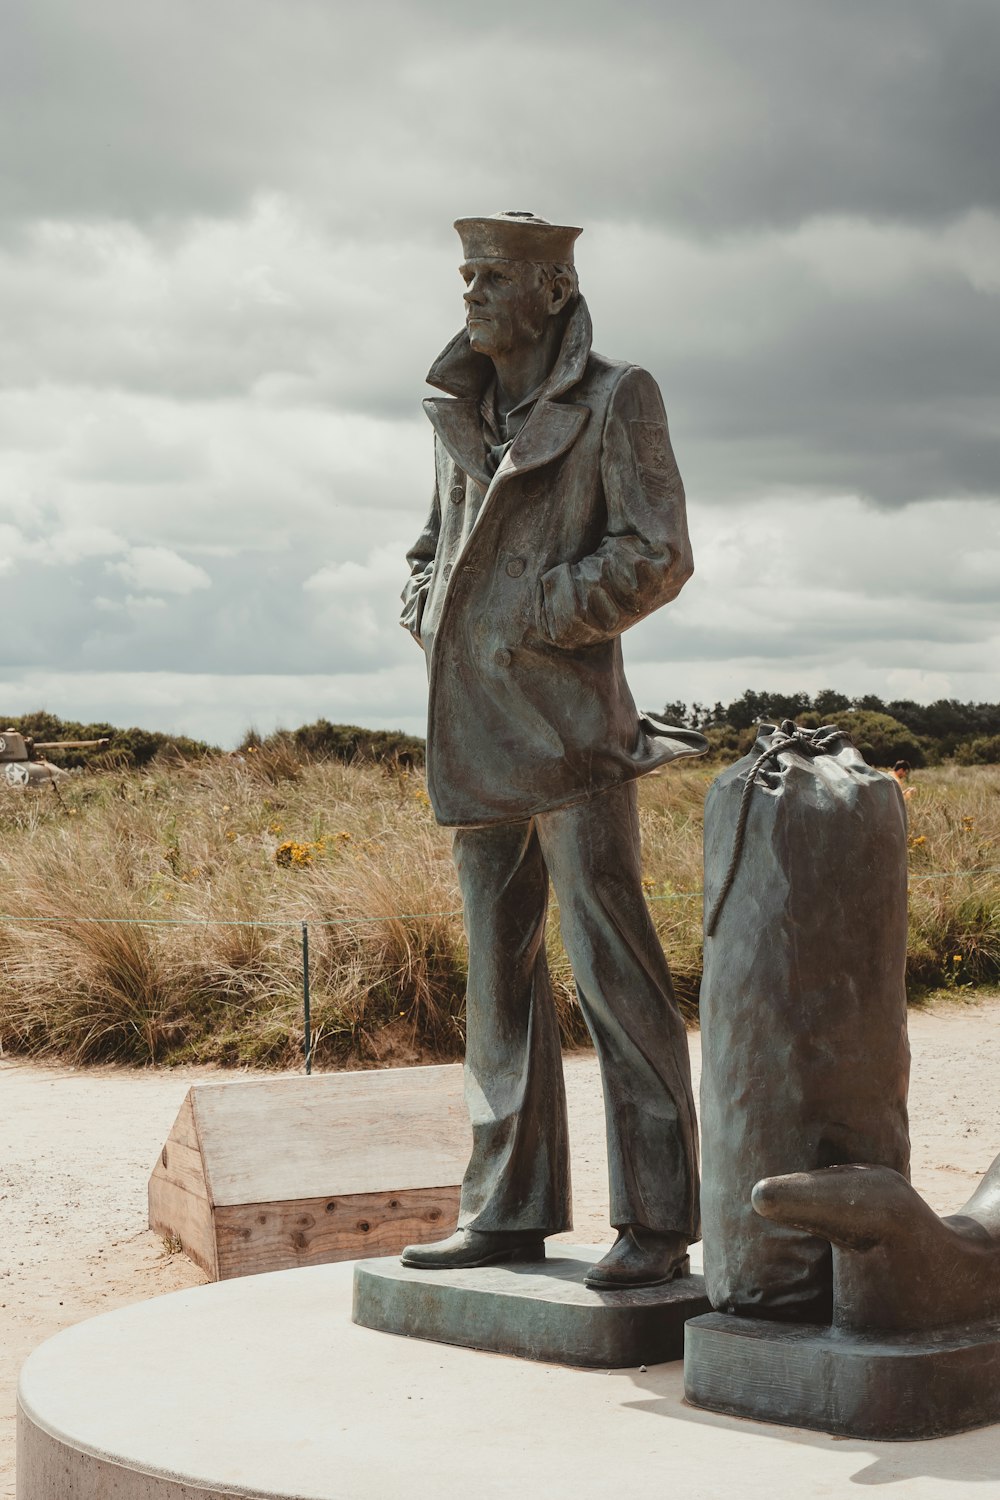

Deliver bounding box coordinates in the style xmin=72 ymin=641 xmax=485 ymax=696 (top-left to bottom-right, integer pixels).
xmin=17 ymin=1259 xmax=1000 ymax=1499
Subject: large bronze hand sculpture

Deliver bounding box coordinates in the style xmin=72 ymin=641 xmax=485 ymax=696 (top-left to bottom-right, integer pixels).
xmin=753 ymin=1154 xmax=1000 ymax=1334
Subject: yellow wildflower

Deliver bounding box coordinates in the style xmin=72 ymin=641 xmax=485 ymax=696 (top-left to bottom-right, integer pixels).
xmin=275 ymin=839 xmax=323 ymax=868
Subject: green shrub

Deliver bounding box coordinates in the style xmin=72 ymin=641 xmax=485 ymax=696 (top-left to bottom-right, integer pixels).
xmin=955 ymin=735 xmax=1000 ymax=766
xmin=241 ymin=719 xmax=425 ymax=768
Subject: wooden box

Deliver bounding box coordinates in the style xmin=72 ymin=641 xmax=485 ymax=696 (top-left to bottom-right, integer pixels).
xmin=148 ymin=1064 xmax=469 ymax=1280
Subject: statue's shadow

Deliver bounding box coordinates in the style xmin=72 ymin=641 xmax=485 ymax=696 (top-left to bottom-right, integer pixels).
xmin=614 ymin=1365 xmax=1000 ymax=1487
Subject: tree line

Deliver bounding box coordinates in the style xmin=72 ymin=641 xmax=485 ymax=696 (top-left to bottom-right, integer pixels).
xmin=657 ymin=691 xmax=1000 ymax=766
xmin=6 ymin=697 xmax=1000 ymax=773
xmin=1 ymin=712 xmax=425 ymax=770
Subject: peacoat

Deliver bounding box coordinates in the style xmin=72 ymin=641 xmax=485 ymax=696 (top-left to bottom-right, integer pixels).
xmin=402 ymin=296 xmax=706 ymax=828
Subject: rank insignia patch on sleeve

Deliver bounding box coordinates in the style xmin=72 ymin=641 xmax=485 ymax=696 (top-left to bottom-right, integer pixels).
xmin=630 ymin=420 xmax=671 ymax=474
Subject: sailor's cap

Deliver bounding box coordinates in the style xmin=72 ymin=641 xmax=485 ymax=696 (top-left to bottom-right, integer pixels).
xmin=454 ymin=210 xmax=582 ymax=265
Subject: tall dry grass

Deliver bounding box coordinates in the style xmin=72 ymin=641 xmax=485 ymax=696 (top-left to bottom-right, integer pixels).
xmin=0 ymin=755 xmax=995 ymax=1066
xmin=902 ymin=765 xmax=1000 ymax=994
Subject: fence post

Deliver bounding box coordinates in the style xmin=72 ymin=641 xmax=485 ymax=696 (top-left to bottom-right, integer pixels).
xmin=301 ymin=921 xmax=312 ymax=1075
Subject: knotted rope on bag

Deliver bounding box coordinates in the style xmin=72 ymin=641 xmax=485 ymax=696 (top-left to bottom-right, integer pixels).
xmin=704 ymin=721 xmax=846 ymax=938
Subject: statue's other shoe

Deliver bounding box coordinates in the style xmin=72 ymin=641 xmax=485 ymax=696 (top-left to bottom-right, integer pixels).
xmin=583 ymin=1227 xmax=690 ymax=1290
xmin=400 ymin=1228 xmax=545 ymax=1271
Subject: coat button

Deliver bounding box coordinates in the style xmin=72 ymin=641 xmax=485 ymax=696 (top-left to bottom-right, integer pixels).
xmin=505 ymin=557 xmax=526 ymax=578
xmin=450 ymin=484 xmax=464 ymax=505
xmin=494 ymin=648 xmax=512 ymax=668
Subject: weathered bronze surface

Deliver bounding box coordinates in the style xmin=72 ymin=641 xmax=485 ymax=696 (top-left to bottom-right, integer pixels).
xmin=684 ymin=1309 xmax=1000 ymax=1440
xmin=354 ymin=1246 xmax=711 ymax=1368
xmin=699 ymin=722 xmax=911 ymax=1321
xmin=753 ymin=1154 xmax=1000 ymax=1334
xmin=688 ymin=722 xmax=1000 ymax=1439
xmin=685 ymin=1152 xmax=1000 ymax=1439
xmin=397 ymin=211 xmax=706 ymax=1290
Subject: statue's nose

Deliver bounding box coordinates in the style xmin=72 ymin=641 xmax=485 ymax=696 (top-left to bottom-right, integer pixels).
xmin=463 ymin=271 xmax=488 ymax=305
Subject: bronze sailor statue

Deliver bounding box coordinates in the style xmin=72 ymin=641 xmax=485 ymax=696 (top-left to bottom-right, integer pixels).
xmin=399 ymin=210 xmax=706 ymax=1288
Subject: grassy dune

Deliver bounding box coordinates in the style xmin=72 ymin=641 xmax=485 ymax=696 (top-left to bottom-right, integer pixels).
xmin=0 ymin=752 xmax=996 ymax=1068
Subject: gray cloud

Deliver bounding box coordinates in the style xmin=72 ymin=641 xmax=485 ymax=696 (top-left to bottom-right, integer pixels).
xmin=2 ymin=1 xmax=998 ymax=235
xmin=2 ymin=202 xmax=997 ymax=510
xmin=585 ymin=214 xmax=1000 ymax=507
xmin=0 ymin=2 xmax=997 ymax=742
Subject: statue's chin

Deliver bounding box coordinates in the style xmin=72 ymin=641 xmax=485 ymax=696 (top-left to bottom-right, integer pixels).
xmin=467 ymin=326 xmax=497 ymax=357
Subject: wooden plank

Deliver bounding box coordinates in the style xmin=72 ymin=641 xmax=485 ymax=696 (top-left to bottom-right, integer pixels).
xmin=148 ymin=1172 xmax=218 ymax=1279
xmin=165 ymin=1091 xmax=201 ymax=1153
xmin=147 ymin=1087 xmax=217 ymax=1277
xmin=191 ymin=1064 xmax=469 ymax=1207
xmin=214 ymin=1186 xmax=461 ymax=1280
xmin=150 ymin=1067 xmax=472 ymax=1280
xmin=152 ymin=1137 xmax=210 ymax=1202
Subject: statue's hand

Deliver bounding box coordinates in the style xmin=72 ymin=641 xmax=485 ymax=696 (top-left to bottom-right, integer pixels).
xmin=400 ymin=567 xmax=433 ymax=645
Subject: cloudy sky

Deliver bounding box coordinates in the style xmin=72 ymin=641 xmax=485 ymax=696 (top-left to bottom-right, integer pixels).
xmin=2 ymin=0 xmax=997 ymax=744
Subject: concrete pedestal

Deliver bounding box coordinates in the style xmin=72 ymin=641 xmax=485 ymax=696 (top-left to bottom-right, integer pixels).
xmin=19 ymin=1258 xmax=1000 ymax=1499
xmin=684 ymin=1310 xmax=1000 ymax=1441
xmin=353 ymin=1243 xmax=710 ymax=1367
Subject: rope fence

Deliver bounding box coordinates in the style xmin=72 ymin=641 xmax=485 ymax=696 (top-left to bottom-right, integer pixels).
xmin=1 ymin=863 xmax=995 ymax=1073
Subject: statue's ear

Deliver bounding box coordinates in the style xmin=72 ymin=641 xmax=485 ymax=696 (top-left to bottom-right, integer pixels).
xmin=548 ymin=273 xmax=576 ymax=318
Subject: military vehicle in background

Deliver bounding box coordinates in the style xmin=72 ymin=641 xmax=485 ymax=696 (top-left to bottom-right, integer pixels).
xmin=0 ymin=730 xmax=110 ymax=787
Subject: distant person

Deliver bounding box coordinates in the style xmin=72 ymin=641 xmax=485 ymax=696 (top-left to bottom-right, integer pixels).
xmin=891 ymin=760 xmax=915 ymax=800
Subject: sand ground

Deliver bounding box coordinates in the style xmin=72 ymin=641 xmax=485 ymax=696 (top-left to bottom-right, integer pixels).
xmin=4 ymin=995 xmax=1000 ymax=1497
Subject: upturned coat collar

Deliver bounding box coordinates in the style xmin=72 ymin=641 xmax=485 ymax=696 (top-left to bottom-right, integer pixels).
xmin=423 ymin=297 xmax=593 ymax=489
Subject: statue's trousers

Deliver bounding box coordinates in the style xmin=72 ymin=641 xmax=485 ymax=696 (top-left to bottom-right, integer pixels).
xmin=452 ymin=780 xmax=700 ymax=1240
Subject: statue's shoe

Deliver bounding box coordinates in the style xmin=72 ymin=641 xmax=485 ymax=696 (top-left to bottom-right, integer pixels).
xmin=399 ymin=1228 xmax=545 ymax=1270
xmin=583 ymin=1227 xmax=690 ymax=1290
xmin=752 ymin=1152 xmax=1000 ymax=1333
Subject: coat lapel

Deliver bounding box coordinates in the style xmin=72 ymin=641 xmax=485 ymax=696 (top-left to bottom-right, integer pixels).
xmin=467 ymin=402 xmax=588 ymax=543
xmin=423 ymin=398 xmax=492 ymax=489
xmin=423 ymin=395 xmax=590 ymax=495
xmin=498 ymin=400 xmax=589 ymax=479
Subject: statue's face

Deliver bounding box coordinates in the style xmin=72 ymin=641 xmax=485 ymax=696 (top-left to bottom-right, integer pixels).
xmin=460 ymin=259 xmax=551 ymax=358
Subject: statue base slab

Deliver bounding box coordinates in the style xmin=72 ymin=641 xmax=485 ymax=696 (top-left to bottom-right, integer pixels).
xmin=352 ymin=1242 xmax=710 ymax=1367
xmin=684 ymin=1310 xmax=1000 ymax=1440
xmin=23 ymin=1261 xmax=1000 ymax=1497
